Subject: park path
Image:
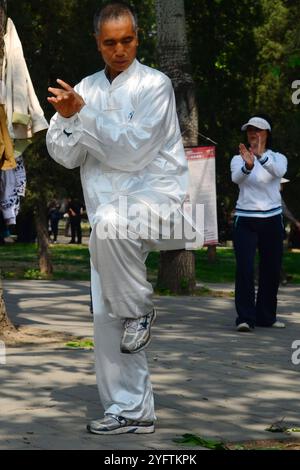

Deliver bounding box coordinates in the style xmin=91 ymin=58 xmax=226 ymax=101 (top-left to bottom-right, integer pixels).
xmin=1 ymin=280 xmax=300 ymax=450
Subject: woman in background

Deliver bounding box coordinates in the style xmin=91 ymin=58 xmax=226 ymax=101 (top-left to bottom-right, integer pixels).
xmin=231 ymin=114 xmax=287 ymax=332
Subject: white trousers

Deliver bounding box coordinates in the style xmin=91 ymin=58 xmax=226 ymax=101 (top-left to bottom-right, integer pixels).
xmin=90 ymin=262 xmax=155 ymax=421
xmin=89 ymin=193 xmax=188 ymax=421
xmin=89 ymin=195 xmax=163 ymax=421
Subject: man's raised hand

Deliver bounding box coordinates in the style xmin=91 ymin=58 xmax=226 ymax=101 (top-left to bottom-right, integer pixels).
xmin=48 ymin=79 xmax=85 ymax=118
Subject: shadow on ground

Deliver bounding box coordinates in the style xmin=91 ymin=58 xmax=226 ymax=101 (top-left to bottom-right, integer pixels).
xmin=1 ymin=281 xmax=300 ymax=449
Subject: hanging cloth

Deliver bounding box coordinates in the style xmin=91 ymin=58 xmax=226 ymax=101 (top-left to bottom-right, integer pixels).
xmin=0 ymin=165 xmax=18 ymax=223
xmin=0 ymin=155 xmax=26 ymax=224
xmin=0 ymin=103 xmax=15 ymax=170
xmin=14 ymin=155 xmax=26 ymax=196
xmin=3 ymin=17 xmax=48 ymax=144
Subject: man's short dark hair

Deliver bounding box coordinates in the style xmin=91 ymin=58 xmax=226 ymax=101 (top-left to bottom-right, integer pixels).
xmin=94 ymin=1 xmax=138 ymax=35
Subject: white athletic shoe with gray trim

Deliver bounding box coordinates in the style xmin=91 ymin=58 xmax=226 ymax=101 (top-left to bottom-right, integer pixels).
xmin=87 ymin=414 xmax=155 ymax=435
xmin=121 ymin=309 xmax=156 ymax=354
xmin=272 ymin=321 xmax=286 ymax=328
xmin=236 ymin=322 xmax=253 ymax=332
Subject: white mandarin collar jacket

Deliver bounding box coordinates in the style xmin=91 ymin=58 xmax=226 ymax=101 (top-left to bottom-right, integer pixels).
xmin=46 ymin=59 xmax=189 ymax=227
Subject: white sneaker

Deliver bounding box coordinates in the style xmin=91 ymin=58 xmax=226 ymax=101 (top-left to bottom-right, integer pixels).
xmin=272 ymin=321 xmax=286 ymax=328
xmin=121 ymin=309 xmax=156 ymax=354
xmin=236 ymin=322 xmax=253 ymax=332
xmin=87 ymin=414 xmax=155 ymax=435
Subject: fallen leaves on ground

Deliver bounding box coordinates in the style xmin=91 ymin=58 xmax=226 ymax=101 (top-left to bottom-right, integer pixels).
xmin=173 ymin=433 xmax=300 ymax=450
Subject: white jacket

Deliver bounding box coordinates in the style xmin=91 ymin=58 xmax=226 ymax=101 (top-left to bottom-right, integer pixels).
xmin=46 ymin=60 xmax=189 ymax=227
xmin=3 ymin=18 xmax=48 ymax=140
xmin=231 ymin=149 xmax=287 ymax=217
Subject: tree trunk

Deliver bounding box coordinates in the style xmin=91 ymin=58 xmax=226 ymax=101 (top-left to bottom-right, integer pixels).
xmin=0 ymin=1 xmax=7 ymax=68
xmin=157 ymin=250 xmax=195 ymax=295
xmin=35 ymin=201 xmax=53 ymax=276
xmin=0 ymin=1 xmax=14 ymax=335
xmin=0 ymin=278 xmax=14 ymax=335
xmin=207 ymin=245 xmax=217 ymax=263
xmin=156 ymin=0 xmax=198 ymax=145
xmin=156 ymin=0 xmax=198 ymax=294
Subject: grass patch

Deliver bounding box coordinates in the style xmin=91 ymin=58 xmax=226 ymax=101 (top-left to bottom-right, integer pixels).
xmin=195 ymin=248 xmax=236 ymax=283
xmin=50 ymin=244 xmax=90 ymax=280
xmin=1 ymin=244 xmax=299 ymax=284
xmin=64 ymin=339 xmax=94 ymax=349
xmin=148 ymin=248 xmax=300 ymax=284
xmin=0 ymin=243 xmax=90 ymax=280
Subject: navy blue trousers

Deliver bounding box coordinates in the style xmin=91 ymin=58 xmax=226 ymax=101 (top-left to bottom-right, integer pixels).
xmin=233 ymin=214 xmax=284 ymax=327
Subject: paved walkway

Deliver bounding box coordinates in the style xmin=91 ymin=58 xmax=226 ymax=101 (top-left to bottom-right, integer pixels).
xmin=1 ymin=281 xmax=300 ymax=450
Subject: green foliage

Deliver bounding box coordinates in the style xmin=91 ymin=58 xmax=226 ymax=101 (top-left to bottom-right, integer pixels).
xmin=8 ymin=0 xmax=156 ymax=122
xmin=179 ymin=277 xmax=189 ymax=290
xmin=185 ymin=0 xmax=262 ymax=215
xmin=185 ymin=0 xmax=300 ymax=220
xmin=4 ymin=0 xmax=300 ymax=230
xmin=173 ymin=433 xmax=228 ymax=450
xmin=0 ymin=243 xmax=91 ymax=280
xmin=23 ymin=268 xmax=45 ymax=279
xmin=5 ymin=0 xmax=157 ymax=227
xmin=252 ymin=0 xmax=300 ymax=215
xmin=65 ymin=339 xmax=94 ymax=349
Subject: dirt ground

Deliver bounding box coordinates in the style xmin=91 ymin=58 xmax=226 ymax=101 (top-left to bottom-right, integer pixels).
xmin=0 ymin=324 xmax=79 ymax=347
xmin=227 ymin=438 xmax=300 ymax=450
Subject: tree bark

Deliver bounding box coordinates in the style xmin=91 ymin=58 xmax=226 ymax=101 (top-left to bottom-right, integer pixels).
xmin=207 ymin=245 xmax=217 ymax=263
xmin=157 ymin=249 xmax=195 ymax=295
xmin=0 ymin=1 xmax=15 ymax=335
xmin=156 ymin=0 xmax=198 ymax=294
xmin=0 ymin=278 xmax=14 ymax=335
xmin=35 ymin=201 xmax=53 ymax=276
xmin=156 ymin=0 xmax=198 ymax=145
xmin=0 ymin=1 xmax=7 ymax=68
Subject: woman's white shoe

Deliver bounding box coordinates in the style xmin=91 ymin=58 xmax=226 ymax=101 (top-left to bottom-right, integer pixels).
xmin=272 ymin=321 xmax=286 ymax=328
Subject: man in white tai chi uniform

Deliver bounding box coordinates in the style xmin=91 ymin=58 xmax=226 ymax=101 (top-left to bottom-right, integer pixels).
xmin=46 ymin=1 xmax=188 ymax=435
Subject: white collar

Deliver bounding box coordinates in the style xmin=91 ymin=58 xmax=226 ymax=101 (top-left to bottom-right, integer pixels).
xmin=104 ymin=59 xmax=139 ymax=89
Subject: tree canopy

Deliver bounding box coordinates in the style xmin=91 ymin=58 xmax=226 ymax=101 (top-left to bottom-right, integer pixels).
xmin=6 ymin=0 xmax=300 ymax=220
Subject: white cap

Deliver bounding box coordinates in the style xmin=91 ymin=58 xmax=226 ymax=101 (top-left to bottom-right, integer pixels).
xmin=241 ymin=117 xmax=272 ymax=132
xmin=280 ymin=178 xmax=290 ymax=183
